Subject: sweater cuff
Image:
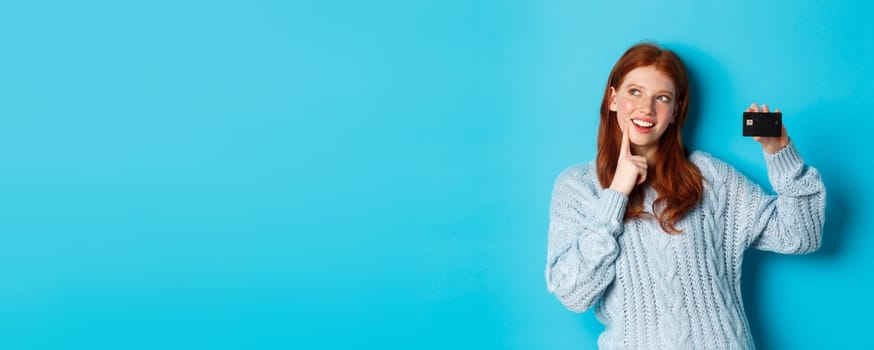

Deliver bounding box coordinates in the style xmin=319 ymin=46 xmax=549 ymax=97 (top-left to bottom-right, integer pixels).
xmin=764 ymin=141 xmax=804 ymax=190
xmin=765 ymin=140 xmax=802 ymax=170
xmin=595 ymin=189 xmax=628 ymax=234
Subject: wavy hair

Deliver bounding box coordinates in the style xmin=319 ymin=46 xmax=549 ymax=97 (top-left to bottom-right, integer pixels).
xmin=596 ymin=43 xmax=703 ymax=234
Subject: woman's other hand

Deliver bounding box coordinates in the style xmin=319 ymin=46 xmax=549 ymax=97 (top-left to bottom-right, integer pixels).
xmin=609 ymin=119 xmax=649 ymax=195
xmin=747 ymin=103 xmax=790 ymax=154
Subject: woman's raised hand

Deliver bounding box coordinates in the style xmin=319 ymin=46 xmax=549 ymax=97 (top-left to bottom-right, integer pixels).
xmin=747 ymin=103 xmax=790 ymax=154
xmin=609 ymin=120 xmax=649 ymax=195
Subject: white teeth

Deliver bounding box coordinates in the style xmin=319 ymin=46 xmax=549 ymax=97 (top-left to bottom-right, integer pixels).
xmin=632 ymin=119 xmax=654 ymax=128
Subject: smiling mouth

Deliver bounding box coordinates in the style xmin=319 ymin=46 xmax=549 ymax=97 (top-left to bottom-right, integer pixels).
xmin=631 ymin=118 xmax=655 ymax=129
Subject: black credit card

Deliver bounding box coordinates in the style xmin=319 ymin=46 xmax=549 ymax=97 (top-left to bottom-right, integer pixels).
xmin=743 ymin=112 xmax=782 ymax=137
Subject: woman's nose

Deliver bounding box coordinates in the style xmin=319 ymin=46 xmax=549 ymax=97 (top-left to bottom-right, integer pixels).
xmin=638 ymin=99 xmax=655 ymax=114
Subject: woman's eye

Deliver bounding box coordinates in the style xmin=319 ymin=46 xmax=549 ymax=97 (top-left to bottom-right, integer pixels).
xmin=657 ymin=95 xmax=672 ymax=103
xmin=628 ymin=89 xmax=641 ymax=96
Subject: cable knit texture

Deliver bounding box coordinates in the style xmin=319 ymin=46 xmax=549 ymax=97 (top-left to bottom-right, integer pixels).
xmin=545 ymin=142 xmax=825 ymax=350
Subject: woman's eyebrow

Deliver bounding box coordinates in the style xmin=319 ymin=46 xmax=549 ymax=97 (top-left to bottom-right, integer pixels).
xmin=626 ymin=83 xmax=674 ymax=96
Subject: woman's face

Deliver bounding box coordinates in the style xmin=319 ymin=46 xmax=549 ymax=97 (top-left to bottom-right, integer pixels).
xmin=609 ymin=65 xmax=677 ymax=154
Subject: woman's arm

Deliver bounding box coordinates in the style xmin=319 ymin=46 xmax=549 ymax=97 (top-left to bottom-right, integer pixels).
xmin=746 ymin=141 xmax=826 ymax=253
xmin=726 ymin=103 xmax=826 ymax=254
xmin=545 ymin=166 xmax=627 ymax=313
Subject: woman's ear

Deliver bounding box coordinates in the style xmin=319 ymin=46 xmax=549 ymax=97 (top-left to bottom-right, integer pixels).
xmin=609 ymin=87 xmax=618 ymax=112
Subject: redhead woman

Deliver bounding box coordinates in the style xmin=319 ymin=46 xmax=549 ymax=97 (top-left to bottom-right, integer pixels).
xmin=544 ymin=43 xmax=825 ymax=349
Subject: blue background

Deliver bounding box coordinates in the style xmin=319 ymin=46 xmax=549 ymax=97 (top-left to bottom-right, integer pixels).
xmin=0 ymin=1 xmax=870 ymax=349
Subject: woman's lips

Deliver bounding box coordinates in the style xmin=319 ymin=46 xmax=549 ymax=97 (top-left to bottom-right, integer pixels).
xmin=631 ymin=118 xmax=655 ymax=134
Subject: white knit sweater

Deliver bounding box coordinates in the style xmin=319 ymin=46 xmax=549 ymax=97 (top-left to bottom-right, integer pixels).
xmin=545 ymin=142 xmax=825 ymax=349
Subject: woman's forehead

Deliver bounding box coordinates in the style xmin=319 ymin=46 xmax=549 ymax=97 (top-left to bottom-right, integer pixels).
xmin=621 ymin=66 xmax=675 ymax=92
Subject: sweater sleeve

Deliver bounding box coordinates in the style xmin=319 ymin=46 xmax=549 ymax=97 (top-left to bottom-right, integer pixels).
xmin=545 ymin=166 xmax=628 ymax=313
xmin=722 ymin=142 xmax=826 ymax=254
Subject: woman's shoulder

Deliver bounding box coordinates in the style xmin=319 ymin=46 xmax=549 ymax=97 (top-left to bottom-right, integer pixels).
xmin=552 ymin=161 xmax=603 ymax=198
xmin=555 ymin=161 xmax=598 ymax=184
xmin=689 ymin=150 xmax=722 ymax=172
xmin=688 ymin=150 xmax=737 ymax=185
xmin=553 ymin=161 xmax=600 ymax=190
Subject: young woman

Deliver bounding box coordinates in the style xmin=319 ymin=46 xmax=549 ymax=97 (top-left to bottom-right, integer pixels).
xmin=544 ymin=43 xmax=825 ymax=349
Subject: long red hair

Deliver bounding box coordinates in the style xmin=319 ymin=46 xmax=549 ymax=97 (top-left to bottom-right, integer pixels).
xmin=596 ymin=43 xmax=703 ymax=234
